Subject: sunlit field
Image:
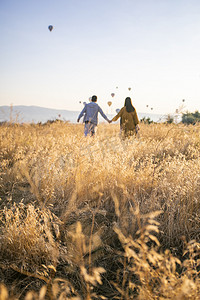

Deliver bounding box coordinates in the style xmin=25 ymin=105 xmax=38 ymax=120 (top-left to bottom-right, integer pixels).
xmin=0 ymin=121 xmax=200 ymax=299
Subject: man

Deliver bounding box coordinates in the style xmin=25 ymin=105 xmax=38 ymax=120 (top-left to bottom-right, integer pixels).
xmin=77 ymin=95 xmax=111 ymax=136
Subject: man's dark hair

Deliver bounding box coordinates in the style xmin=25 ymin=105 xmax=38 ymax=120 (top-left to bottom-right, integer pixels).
xmin=92 ymin=95 xmax=97 ymax=102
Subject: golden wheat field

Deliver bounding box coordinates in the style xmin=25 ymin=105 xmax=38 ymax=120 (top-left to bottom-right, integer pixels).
xmin=0 ymin=121 xmax=200 ymax=300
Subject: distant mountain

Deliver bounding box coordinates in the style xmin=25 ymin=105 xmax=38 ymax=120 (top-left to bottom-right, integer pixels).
xmin=0 ymin=105 xmax=80 ymax=123
xmin=0 ymin=105 xmax=164 ymax=123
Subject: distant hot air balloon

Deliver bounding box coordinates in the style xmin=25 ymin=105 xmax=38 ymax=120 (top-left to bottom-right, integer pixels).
xmin=116 ymin=86 xmax=118 ymax=89
xmin=146 ymin=105 xmax=149 ymax=108
xmin=116 ymin=108 xmax=120 ymax=113
xmin=128 ymin=87 xmax=131 ymax=91
xmin=79 ymin=101 xmax=82 ymax=104
xmin=182 ymin=99 xmax=185 ymax=102
xmin=151 ymin=107 xmax=153 ymax=110
xmin=107 ymin=101 xmax=112 ymax=107
xmin=111 ymin=93 xmax=115 ymax=97
xmin=48 ymin=25 xmax=53 ymax=32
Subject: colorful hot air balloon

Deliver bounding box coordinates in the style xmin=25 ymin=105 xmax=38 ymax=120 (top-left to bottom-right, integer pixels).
xmin=107 ymin=101 xmax=112 ymax=107
xmin=111 ymin=93 xmax=115 ymax=97
xmin=128 ymin=87 xmax=131 ymax=91
xmin=48 ymin=25 xmax=53 ymax=32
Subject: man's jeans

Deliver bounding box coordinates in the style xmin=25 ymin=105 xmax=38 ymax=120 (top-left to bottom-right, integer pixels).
xmin=84 ymin=121 xmax=96 ymax=136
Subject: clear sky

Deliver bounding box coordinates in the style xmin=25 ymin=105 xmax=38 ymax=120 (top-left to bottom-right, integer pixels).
xmin=0 ymin=0 xmax=200 ymax=115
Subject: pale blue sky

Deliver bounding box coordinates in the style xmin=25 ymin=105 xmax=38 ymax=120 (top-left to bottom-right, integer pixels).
xmin=0 ymin=0 xmax=200 ymax=114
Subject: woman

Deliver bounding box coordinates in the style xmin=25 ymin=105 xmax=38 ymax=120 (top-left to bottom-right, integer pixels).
xmin=112 ymin=97 xmax=140 ymax=137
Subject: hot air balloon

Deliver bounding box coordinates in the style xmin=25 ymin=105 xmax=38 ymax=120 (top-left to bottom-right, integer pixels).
xmin=111 ymin=93 xmax=115 ymax=97
xmin=182 ymin=99 xmax=185 ymax=102
xmin=116 ymin=86 xmax=118 ymax=89
xmin=146 ymin=105 xmax=149 ymax=108
xmin=79 ymin=101 xmax=82 ymax=104
xmin=107 ymin=101 xmax=112 ymax=107
xmin=128 ymin=87 xmax=131 ymax=91
xmin=151 ymin=107 xmax=153 ymax=110
xmin=48 ymin=25 xmax=53 ymax=32
xmin=116 ymin=108 xmax=120 ymax=113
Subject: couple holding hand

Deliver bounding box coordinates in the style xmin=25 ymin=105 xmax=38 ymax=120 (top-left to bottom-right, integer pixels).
xmin=77 ymin=95 xmax=140 ymax=137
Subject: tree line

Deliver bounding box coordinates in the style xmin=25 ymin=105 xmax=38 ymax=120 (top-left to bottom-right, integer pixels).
xmin=141 ymin=110 xmax=200 ymax=124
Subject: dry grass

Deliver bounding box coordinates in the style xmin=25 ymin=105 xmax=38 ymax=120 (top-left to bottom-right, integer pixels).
xmin=0 ymin=121 xmax=200 ymax=299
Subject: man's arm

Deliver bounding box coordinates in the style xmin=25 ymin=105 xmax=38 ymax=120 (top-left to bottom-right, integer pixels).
xmin=77 ymin=106 xmax=86 ymax=122
xmin=98 ymin=106 xmax=110 ymax=122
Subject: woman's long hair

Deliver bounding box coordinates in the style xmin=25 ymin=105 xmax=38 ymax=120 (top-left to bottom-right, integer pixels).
xmin=124 ymin=97 xmax=135 ymax=112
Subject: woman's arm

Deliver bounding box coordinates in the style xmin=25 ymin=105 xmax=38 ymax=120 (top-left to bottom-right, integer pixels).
xmin=133 ymin=110 xmax=139 ymax=125
xmin=112 ymin=108 xmax=123 ymax=122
